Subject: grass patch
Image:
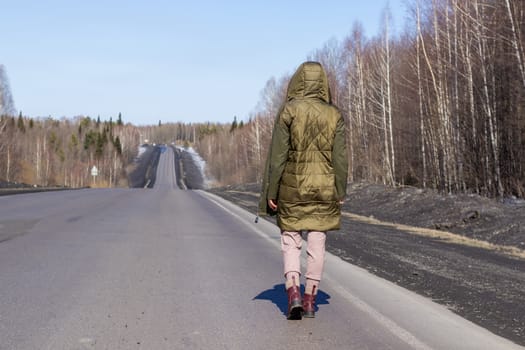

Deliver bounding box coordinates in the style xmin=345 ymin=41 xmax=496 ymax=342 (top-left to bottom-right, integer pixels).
xmin=342 ymin=212 xmax=525 ymax=260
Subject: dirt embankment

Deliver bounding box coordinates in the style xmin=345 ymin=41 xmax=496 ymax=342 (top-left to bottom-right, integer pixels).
xmin=172 ymin=146 xmax=205 ymax=190
xmin=343 ymin=182 xmax=525 ymax=250
xmin=127 ymin=145 xmax=162 ymax=188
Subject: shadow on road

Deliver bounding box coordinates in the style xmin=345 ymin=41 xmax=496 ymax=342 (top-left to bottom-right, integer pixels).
xmin=254 ymin=283 xmax=331 ymax=316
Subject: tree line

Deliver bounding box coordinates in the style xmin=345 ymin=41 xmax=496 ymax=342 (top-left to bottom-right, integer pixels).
xmin=194 ymin=0 xmax=525 ymax=198
xmin=0 ymin=113 xmax=139 ymax=188
xmin=0 ymin=112 xmax=216 ymax=188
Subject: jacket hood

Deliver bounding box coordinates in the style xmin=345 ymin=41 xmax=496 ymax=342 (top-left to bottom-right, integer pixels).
xmin=286 ymin=61 xmax=330 ymax=103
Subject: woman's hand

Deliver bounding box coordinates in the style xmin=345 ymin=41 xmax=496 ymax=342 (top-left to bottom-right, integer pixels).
xmin=268 ymin=199 xmax=278 ymax=211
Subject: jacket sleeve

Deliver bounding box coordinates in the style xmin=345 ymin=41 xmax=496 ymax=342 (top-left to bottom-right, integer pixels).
xmin=332 ymin=115 xmax=348 ymax=199
xmin=267 ymin=110 xmax=290 ymax=200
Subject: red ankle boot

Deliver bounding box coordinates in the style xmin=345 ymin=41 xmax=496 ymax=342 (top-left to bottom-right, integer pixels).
xmin=286 ymin=276 xmax=302 ymax=320
xmin=302 ymin=285 xmax=317 ymax=318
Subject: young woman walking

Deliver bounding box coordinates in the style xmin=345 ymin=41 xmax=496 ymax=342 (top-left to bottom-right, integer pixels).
xmin=259 ymin=61 xmax=348 ymax=320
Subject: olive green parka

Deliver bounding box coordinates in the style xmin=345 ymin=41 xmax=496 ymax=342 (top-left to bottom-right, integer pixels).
xmin=258 ymin=61 xmax=348 ymax=232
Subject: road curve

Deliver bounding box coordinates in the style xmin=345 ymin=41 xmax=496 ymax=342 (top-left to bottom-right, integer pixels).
xmin=0 ymin=147 xmax=522 ymax=349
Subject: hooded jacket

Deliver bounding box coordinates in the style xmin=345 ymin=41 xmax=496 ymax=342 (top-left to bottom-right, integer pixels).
xmin=258 ymin=61 xmax=348 ymax=231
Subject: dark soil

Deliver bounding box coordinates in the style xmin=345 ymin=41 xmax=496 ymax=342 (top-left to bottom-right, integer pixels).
xmin=0 ymin=181 xmax=74 ymax=196
xmin=344 ymin=182 xmax=525 ymax=249
xmin=207 ymin=182 xmax=525 ymax=347
xmin=0 ymin=181 xmax=35 ymax=189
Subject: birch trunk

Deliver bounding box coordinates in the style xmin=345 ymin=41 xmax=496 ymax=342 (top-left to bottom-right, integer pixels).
xmin=474 ymin=0 xmax=504 ymax=196
xmin=416 ymin=0 xmax=427 ymax=187
xmin=6 ymin=145 xmax=10 ymax=182
xmin=384 ymin=11 xmax=396 ymax=185
xmin=504 ymin=0 xmax=525 ymax=89
xmin=347 ymin=70 xmax=355 ymax=183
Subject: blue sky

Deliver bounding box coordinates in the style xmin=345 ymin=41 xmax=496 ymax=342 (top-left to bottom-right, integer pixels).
xmin=1 ymin=0 xmax=409 ymax=125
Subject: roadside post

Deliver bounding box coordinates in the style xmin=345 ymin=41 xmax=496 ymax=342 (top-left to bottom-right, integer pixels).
xmin=91 ymin=165 xmax=99 ymax=187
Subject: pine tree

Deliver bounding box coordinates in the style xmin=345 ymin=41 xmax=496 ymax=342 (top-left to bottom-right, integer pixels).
xmin=17 ymin=112 xmax=25 ymax=133
xmin=113 ymin=136 xmax=122 ymax=155
xmin=230 ymin=116 xmax=238 ymax=132
xmin=95 ymin=132 xmax=104 ymax=158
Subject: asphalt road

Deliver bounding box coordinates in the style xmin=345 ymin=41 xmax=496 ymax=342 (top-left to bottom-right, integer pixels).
xmin=0 ymin=147 xmax=522 ymax=350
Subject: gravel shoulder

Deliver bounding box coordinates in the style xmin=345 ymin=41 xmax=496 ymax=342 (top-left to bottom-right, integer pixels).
xmin=207 ymin=182 xmax=525 ymax=347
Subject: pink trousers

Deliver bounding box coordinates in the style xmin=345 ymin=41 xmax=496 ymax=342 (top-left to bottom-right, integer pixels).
xmin=281 ymin=231 xmax=326 ymax=281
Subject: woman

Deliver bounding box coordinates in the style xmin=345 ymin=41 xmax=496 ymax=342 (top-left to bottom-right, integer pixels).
xmin=259 ymin=61 xmax=348 ymax=320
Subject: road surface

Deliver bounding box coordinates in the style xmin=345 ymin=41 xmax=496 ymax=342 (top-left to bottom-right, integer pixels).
xmin=0 ymin=147 xmax=522 ymax=349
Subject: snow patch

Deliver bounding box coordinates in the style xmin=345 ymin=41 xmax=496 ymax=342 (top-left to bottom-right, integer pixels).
xmin=177 ymin=146 xmax=213 ymax=189
xmin=137 ymin=145 xmax=147 ymax=158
